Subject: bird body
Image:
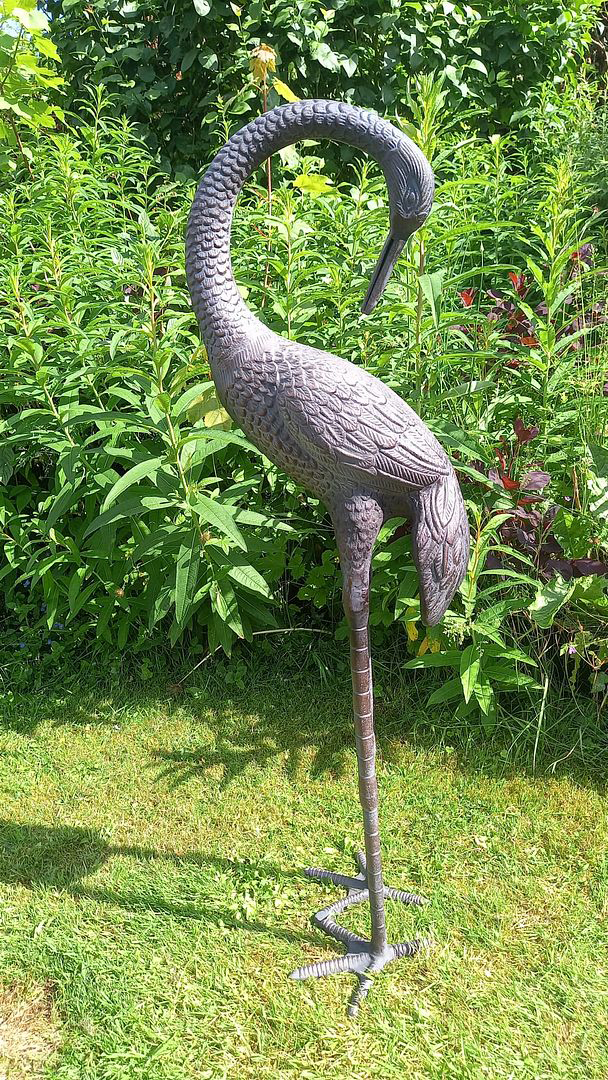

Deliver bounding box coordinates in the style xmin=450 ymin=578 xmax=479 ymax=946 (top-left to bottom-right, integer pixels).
xmin=187 ymin=100 xmax=469 ymax=625
xmin=186 ymin=99 xmax=471 ymax=1012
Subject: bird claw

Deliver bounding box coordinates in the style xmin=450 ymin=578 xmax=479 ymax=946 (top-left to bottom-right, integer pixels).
xmin=289 ymin=851 xmax=430 ymax=1014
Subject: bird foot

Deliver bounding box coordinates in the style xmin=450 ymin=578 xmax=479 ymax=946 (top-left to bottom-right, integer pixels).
xmin=289 ymin=851 xmax=430 ymax=1016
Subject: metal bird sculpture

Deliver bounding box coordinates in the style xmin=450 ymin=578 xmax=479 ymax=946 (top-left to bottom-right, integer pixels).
xmin=186 ymin=100 xmax=470 ymax=1015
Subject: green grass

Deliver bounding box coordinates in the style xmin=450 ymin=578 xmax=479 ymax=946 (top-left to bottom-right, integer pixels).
xmin=0 ymin=650 xmax=607 ymax=1079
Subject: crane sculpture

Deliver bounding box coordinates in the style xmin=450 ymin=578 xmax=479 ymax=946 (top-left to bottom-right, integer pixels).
xmin=186 ymin=99 xmax=470 ymax=1015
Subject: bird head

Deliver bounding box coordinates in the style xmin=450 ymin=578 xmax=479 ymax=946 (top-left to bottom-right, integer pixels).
xmin=361 ymin=138 xmax=435 ymax=315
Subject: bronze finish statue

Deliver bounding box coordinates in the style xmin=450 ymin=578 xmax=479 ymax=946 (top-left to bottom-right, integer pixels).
xmin=186 ymin=100 xmax=470 ymax=1014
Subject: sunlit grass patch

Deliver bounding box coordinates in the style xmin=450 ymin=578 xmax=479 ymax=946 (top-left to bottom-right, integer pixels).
xmin=0 ymin=656 xmax=606 ymax=1078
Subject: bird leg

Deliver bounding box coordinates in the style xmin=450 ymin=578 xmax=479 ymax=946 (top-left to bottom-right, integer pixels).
xmin=346 ymin=570 xmax=388 ymax=956
xmin=290 ymin=500 xmax=429 ymax=1014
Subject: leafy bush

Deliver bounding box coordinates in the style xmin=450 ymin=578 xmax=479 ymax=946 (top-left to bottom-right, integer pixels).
xmin=0 ymin=0 xmax=63 ymax=175
xmin=46 ymin=0 xmax=602 ymax=172
xmin=1 ymin=88 xmax=607 ymax=722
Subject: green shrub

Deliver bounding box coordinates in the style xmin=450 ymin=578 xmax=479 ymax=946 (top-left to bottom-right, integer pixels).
xmin=46 ymin=0 xmax=602 ymax=173
xmin=1 ymin=89 xmax=607 ymax=722
xmin=0 ymin=0 xmax=63 ymax=175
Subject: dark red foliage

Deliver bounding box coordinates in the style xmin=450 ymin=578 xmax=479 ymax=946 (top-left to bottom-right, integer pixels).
xmin=513 ymin=417 xmax=539 ymax=444
xmin=571 ymin=558 xmax=608 ymax=577
xmin=458 ymin=288 xmax=476 ymax=308
xmin=570 ymin=243 xmax=593 ymax=269
xmin=492 ymin=500 xmax=608 ymax=581
xmin=521 ymin=470 xmax=551 ymax=492
xmin=459 ymin=268 xmax=606 ymax=362
xmin=455 ymin=268 xmax=607 ymax=585
xmin=502 ymin=474 xmax=520 ymax=492
xmin=508 ymin=271 xmax=528 ymax=297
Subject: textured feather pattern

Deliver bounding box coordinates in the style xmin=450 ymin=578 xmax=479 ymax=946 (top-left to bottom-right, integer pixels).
xmin=185 ymin=99 xmax=469 ymax=624
xmin=186 ymin=100 xmax=434 ymax=347
xmin=409 ymin=475 xmax=470 ymax=626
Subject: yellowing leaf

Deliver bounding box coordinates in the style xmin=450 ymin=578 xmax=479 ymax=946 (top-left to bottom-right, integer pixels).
xmin=273 ymin=78 xmax=299 ymax=103
xmin=417 ymin=636 xmax=429 ymax=656
xmin=204 ymin=405 xmax=232 ymax=429
xmin=250 ymin=43 xmax=276 ymax=82
xmin=406 ymin=619 xmax=418 ymax=642
xmin=13 ymin=6 xmax=48 ymax=31
xmin=293 ymin=174 xmax=333 ymax=197
xmin=188 ymin=389 xmax=232 ymax=430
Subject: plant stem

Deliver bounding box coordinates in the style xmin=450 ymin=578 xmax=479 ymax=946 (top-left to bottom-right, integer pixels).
xmin=415 ymin=234 xmax=426 ymax=395
xmin=8 ymin=116 xmax=34 ymax=179
xmin=261 ymin=77 xmax=272 ymax=306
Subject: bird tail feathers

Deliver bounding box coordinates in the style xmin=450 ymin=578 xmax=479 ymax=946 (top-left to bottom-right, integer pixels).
xmin=410 ymin=471 xmax=469 ymax=627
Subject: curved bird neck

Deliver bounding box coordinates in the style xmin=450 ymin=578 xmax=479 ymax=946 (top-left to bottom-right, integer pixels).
xmin=186 ymin=100 xmax=427 ymax=365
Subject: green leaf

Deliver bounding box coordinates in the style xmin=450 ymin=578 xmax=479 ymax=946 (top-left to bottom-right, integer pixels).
xmin=175 ymin=530 xmax=201 ymax=625
xmin=0 ymin=96 xmax=28 ymax=118
xmin=428 ymin=420 xmax=486 ymax=460
xmin=68 ymin=582 xmax=97 ymax=622
xmin=418 ymin=269 xmax=445 ymax=328
xmin=34 ymin=34 xmax=60 ymax=61
xmin=484 ymin=645 xmax=537 ymax=667
xmin=404 ymin=651 xmax=461 ymax=669
xmin=529 ymin=575 xmax=575 ymax=629
xmin=0 ymin=445 xmax=15 ymax=484
xmin=101 ymin=457 xmax=165 ymax=511
xmin=181 ymin=48 xmax=198 ymax=72
xmin=209 ymin=547 xmax=271 ymax=597
xmin=235 ymin=510 xmax=296 ymax=533
xmin=83 ymin=495 xmax=175 ymax=538
xmin=173 ymin=380 xmax=214 ymax=418
xmin=310 ymin=41 xmax=341 ymax=71
xmin=459 ymin=644 xmax=481 ymax=704
xmin=427 ymin=677 xmax=463 ymax=705
xmin=13 ymin=7 xmax=49 ymax=32
xmin=178 ymin=429 xmax=258 ymax=454
xmin=64 ymin=410 xmax=157 ymax=432
xmin=483 ymin=665 xmax=542 ymax=690
xmin=96 ymin=596 xmax=116 ymax=639
xmin=190 ymin=493 xmax=246 ymax=550
xmin=68 ymin=566 xmax=86 ymax=613
xmin=436 ymin=379 xmax=495 ymax=403
xmin=473 ymin=673 xmax=495 ymax=717
xmin=213 ymin=577 xmax=243 ymax=637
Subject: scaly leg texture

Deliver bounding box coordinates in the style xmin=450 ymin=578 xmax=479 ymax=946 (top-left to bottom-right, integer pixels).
xmin=289 ymin=497 xmax=430 ymax=1016
xmin=290 ymin=851 xmax=430 ymax=1016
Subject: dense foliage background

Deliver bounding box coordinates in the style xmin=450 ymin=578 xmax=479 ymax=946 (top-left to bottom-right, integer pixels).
xmin=0 ymin=0 xmax=607 ymax=735
xmin=47 ymin=0 xmax=603 ymax=173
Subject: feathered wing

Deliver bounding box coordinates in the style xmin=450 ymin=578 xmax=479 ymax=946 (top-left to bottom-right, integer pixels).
xmin=279 ymin=343 xmax=450 ymax=496
xmin=278 ymin=342 xmax=469 ymax=624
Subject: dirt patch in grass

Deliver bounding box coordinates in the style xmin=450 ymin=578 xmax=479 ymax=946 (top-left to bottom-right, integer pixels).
xmin=0 ymin=983 xmax=60 ymax=1079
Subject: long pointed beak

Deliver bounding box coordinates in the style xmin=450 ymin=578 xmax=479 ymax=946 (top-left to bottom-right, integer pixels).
xmin=361 ymin=232 xmax=406 ymax=315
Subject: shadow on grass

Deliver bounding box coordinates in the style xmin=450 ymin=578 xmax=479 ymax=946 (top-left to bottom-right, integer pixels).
xmin=1 ymin=639 xmax=606 ymax=789
xmin=0 ymin=820 xmax=320 ymax=947
xmin=150 ymin=683 xmax=608 ymax=795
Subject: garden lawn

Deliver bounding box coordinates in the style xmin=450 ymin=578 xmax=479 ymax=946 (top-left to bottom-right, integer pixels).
xmin=0 ymin=658 xmax=607 ymax=1080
